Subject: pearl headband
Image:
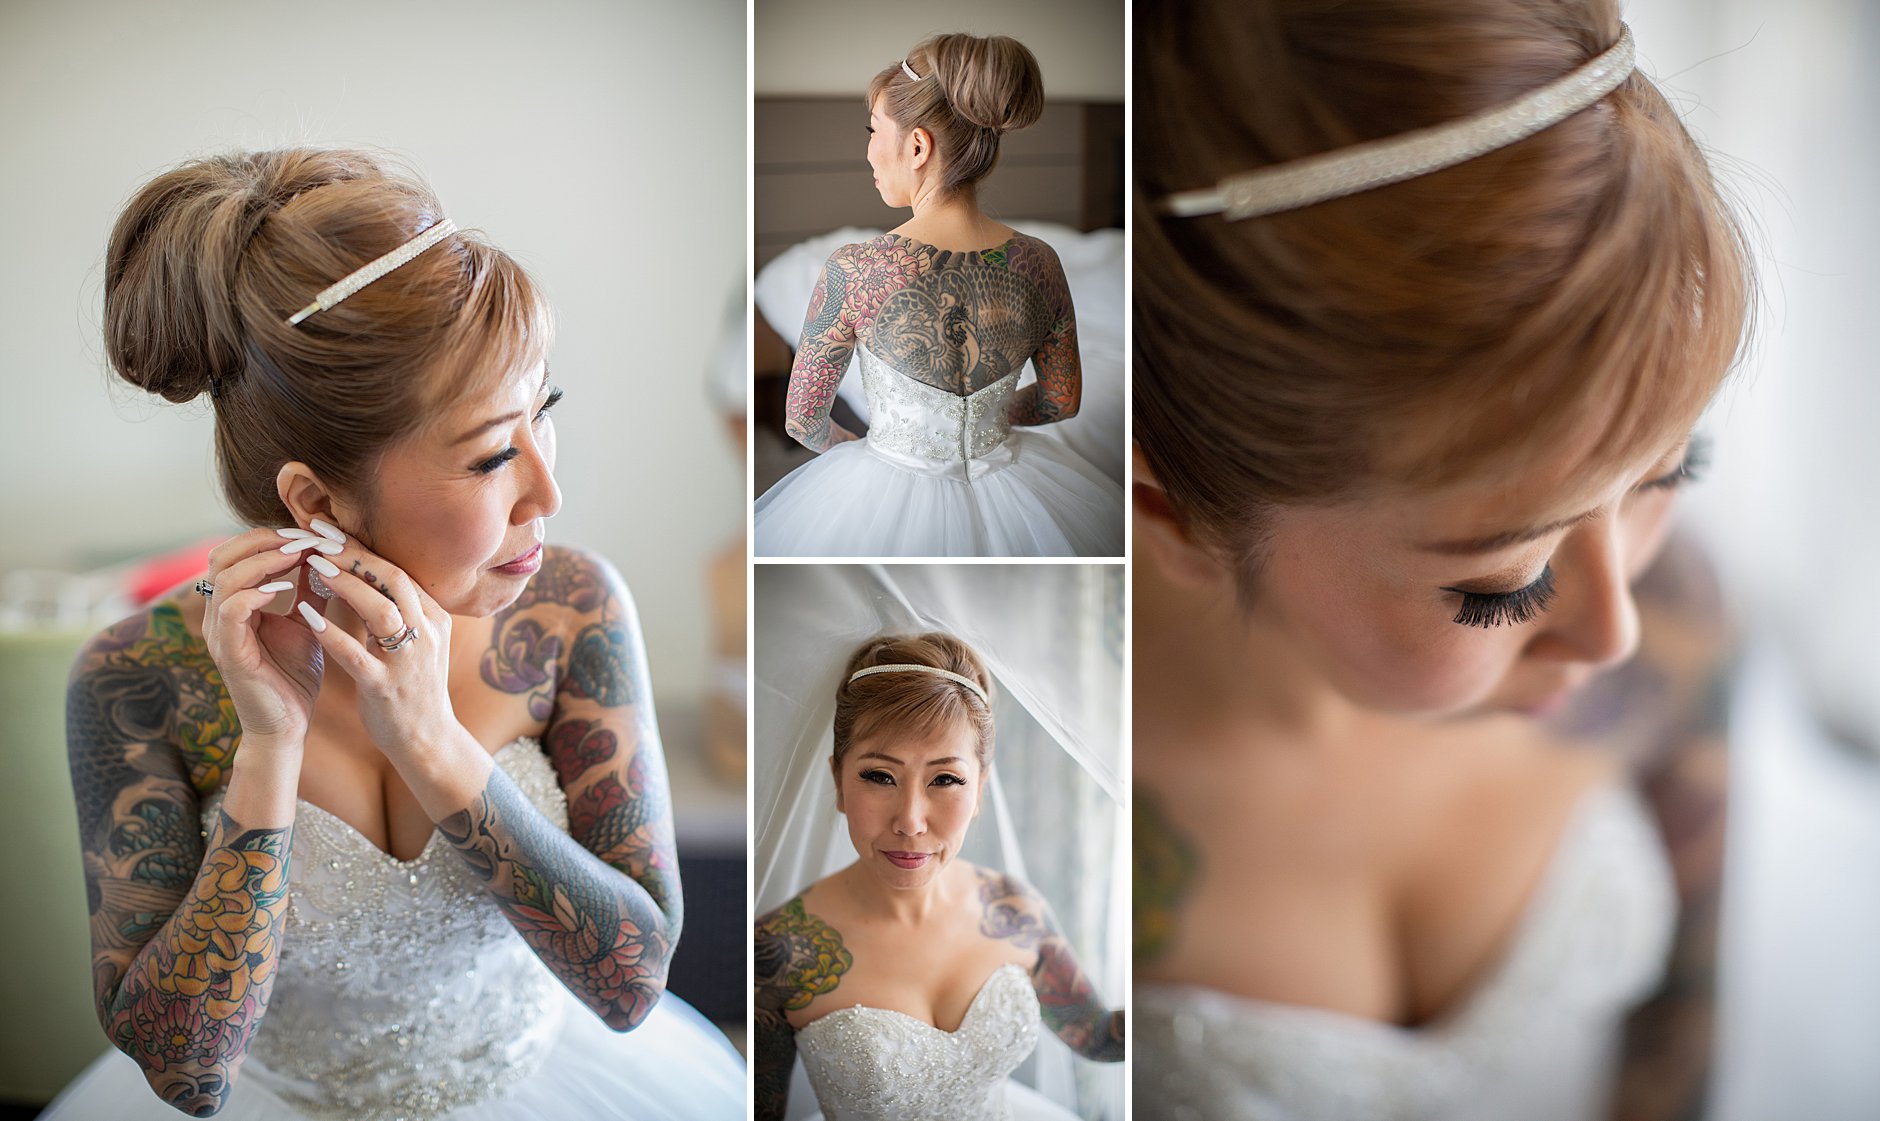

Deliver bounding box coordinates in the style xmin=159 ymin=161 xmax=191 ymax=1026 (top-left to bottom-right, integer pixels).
xmin=848 ymin=663 xmax=988 ymax=704
xmin=1162 ymin=24 xmax=1636 ymax=221
xmin=286 ymin=218 xmax=458 ymax=325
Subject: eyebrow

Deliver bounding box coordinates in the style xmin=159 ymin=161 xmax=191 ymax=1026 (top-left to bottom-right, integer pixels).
xmin=855 ymin=752 xmax=964 ymax=766
xmin=1416 ymin=458 xmax=1689 ymax=556
xmin=450 ymin=364 xmax=552 ymax=447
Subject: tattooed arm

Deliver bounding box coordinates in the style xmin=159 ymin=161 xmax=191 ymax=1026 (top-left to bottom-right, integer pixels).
xmin=784 ymin=249 xmax=863 ymax=453
xmin=754 ymin=896 xmax=852 ymax=1121
xmin=65 ymin=607 xmax=297 ymax=1116
xmin=977 ymin=869 xmax=1123 ymax=1061
xmin=1601 ymin=538 xmax=1734 ymax=1121
xmin=1008 ymin=241 xmax=1082 ymax=427
xmin=450 ymin=546 xmax=682 ymax=1031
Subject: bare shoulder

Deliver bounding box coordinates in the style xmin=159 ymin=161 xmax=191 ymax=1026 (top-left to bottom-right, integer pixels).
xmin=970 ymin=863 xmax=1054 ymax=950
xmin=754 ymin=889 xmax=853 ymax=1019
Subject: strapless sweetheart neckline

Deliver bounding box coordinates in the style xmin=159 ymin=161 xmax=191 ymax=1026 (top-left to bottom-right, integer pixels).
xmin=797 ymin=961 xmax=1027 ymax=1039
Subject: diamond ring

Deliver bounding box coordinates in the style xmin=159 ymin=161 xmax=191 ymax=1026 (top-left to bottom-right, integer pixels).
xmin=375 ymin=625 xmax=419 ymax=652
xmin=193 ymin=579 xmax=215 ymax=598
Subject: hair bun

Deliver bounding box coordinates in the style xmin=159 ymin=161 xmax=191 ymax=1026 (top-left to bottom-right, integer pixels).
xmin=929 ymin=33 xmax=1045 ymax=133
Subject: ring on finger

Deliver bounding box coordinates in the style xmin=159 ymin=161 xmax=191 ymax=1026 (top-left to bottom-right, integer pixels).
xmin=374 ymin=624 xmax=419 ymax=652
xmin=193 ymin=579 xmax=215 ymax=598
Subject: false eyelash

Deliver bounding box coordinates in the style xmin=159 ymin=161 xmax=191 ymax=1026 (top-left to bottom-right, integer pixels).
xmin=1448 ymin=566 xmax=1557 ymax=628
xmin=538 ymin=386 xmax=564 ymax=416
xmin=1641 ymin=433 xmax=1712 ymax=491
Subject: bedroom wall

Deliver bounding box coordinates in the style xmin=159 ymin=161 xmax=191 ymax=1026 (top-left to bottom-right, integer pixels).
xmin=755 ymin=0 xmax=1125 ymax=100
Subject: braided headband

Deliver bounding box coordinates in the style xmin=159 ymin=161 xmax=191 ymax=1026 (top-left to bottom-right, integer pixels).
xmin=848 ymin=663 xmax=988 ymax=704
xmin=1163 ymin=24 xmax=1636 ymax=221
xmin=286 ymin=218 xmax=458 ymax=326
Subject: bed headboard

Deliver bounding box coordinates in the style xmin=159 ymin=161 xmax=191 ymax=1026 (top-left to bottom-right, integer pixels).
xmin=754 ymin=97 xmax=1122 ymax=270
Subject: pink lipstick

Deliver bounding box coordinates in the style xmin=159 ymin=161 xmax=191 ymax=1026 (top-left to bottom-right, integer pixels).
xmin=494 ymin=543 xmax=543 ymax=577
xmin=883 ymin=851 xmax=931 ymax=870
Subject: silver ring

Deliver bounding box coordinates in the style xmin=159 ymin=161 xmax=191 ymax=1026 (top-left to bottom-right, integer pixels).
xmin=375 ymin=624 xmax=418 ymax=652
xmin=193 ymin=579 xmax=215 ymax=598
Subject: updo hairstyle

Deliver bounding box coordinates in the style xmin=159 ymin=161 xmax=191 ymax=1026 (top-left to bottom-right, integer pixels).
xmin=868 ymin=33 xmax=1046 ymax=198
xmin=1133 ymin=0 xmax=1755 ymax=579
xmin=103 ymin=147 xmax=552 ymax=528
xmin=833 ymin=633 xmax=996 ymax=773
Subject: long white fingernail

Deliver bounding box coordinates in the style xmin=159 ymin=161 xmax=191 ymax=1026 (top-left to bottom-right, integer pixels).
xmin=258 ymin=581 xmax=294 ymax=593
xmin=296 ymin=601 xmax=327 ymax=632
xmin=309 ymin=518 xmax=346 ymax=543
xmin=307 ymin=555 xmax=340 ymax=578
xmin=281 ymin=537 xmax=344 ymax=555
xmin=277 ymin=528 xmax=315 ymax=539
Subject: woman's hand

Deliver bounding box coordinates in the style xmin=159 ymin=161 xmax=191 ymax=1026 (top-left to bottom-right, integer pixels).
xmin=294 ymin=528 xmax=461 ymax=762
xmin=200 ymin=527 xmax=331 ymax=744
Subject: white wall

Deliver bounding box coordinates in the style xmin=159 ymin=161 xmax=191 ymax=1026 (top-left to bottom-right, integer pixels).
xmin=1627 ymin=0 xmax=1880 ymax=749
xmin=755 ymin=0 xmax=1123 ymax=99
xmin=0 ymin=0 xmax=745 ymax=704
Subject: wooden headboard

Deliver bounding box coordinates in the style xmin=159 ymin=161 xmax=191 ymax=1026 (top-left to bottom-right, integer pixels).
xmin=754 ymin=97 xmax=1123 ymax=270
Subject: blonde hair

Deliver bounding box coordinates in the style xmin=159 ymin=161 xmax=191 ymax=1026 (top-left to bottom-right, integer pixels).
xmin=1134 ymin=0 xmax=1756 ymax=576
xmin=104 ymin=148 xmax=553 ymax=527
xmin=833 ymin=633 xmax=995 ymax=771
xmin=867 ymin=33 xmax=1045 ymax=198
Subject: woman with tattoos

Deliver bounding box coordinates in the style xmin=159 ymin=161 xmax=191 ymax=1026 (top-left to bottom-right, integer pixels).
xmin=754 ymin=32 xmax=1124 ymax=558
xmin=755 ymin=634 xmax=1123 ymax=1121
xmin=46 ymin=149 xmax=742 ymax=1119
xmin=1131 ymin=3 xmax=1752 ymax=1120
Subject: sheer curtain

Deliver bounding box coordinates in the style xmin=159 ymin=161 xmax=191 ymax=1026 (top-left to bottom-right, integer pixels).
xmin=755 ymin=563 xmax=1125 ymax=1121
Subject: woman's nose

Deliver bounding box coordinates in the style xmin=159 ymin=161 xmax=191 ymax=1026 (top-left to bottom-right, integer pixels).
xmin=892 ymin=789 xmax=927 ymax=836
xmin=514 ymin=443 xmax=562 ymax=525
xmin=1531 ymin=518 xmax=1640 ymax=670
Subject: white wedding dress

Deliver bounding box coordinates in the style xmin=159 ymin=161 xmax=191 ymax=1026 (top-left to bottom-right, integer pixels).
xmin=41 ymin=738 xmax=745 ymax=1121
xmin=1133 ymin=782 xmax=1678 ymax=1121
xmin=793 ymin=962 xmax=1079 ymax=1121
xmin=755 ymin=345 xmax=1123 ymax=557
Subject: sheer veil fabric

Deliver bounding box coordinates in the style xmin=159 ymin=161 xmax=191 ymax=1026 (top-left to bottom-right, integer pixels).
xmin=755 ymin=564 xmax=1125 ymax=1119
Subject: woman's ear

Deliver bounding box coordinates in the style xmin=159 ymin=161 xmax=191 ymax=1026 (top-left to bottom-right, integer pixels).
xmin=830 ymin=755 xmax=846 ymax=814
xmin=277 ymin=462 xmax=357 ymax=537
xmin=908 ymin=126 xmax=934 ymax=171
xmin=1133 ymin=445 xmax=1235 ymax=593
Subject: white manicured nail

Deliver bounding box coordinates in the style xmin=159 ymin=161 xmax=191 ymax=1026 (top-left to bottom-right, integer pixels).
xmin=306 ymin=555 xmax=340 ymax=578
xmin=276 ymin=528 xmax=315 ymax=539
xmin=257 ymin=581 xmax=294 ymax=593
xmin=309 ymin=518 xmax=346 ymax=543
xmin=296 ymin=601 xmax=327 ymax=632
xmin=281 ymin=538 xmax=343 ymax=555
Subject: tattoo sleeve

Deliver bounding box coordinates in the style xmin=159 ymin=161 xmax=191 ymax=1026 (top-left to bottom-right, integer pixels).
xmin=754 ymin=897 xmax=852 ymax=1121
xmin=66 ymin=610 xmax=290 ymax=1115
xmin=977 ymin=870 xmax=1123 ymax=1062
xmin=784 ymin=252 xmax=863 ymax=453
xmin=455 ymin=548 xmax=682 ymax=1031
xmin=1602 ymin=535 xmax=1733 ymax=1121
xmin=1007 ymin=242 xmax=1082 ymax=427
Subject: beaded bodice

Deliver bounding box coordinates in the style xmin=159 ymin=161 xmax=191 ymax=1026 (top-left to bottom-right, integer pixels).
xmin=200 ymin=738 xmax=568 ymax=1121
xmin=1132 ymin=783 xmax=1677 ymax=1121
xmin=858 ymin=344 xmax=1018 ymax=465
xmin=796 ymin=963 xmax=1040 ymax=1121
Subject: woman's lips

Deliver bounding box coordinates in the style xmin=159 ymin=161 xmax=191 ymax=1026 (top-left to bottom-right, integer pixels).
xmin=493 ymin=543 xmax=543 ymax=576
xmin=882 ymin=851 xmax=931 ymax=870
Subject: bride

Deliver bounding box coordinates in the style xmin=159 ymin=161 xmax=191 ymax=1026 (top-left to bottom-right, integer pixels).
xmin=1131 ymin=2 xmax=1753 ymax=1119
xmin=754 ymin=634 xmax=1123 ymax=1121
xmin=752 ymin=32 xmax=1124 ymax=558
xmin=47 ymin=148 xmax=743 ymax=1119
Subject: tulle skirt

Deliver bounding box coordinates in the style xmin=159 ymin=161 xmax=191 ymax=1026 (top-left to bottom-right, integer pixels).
xmin=754 ymin=431 xmax=1123 ymax=558
xmin=38 ymin=989 xmax=745 ymax=1121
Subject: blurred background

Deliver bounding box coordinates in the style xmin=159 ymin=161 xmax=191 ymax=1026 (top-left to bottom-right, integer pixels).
xmin=1624 ymin=2 xmax=1880 ymax=1117
xmin=0 ymin=0 xmax=748 ymax=1110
